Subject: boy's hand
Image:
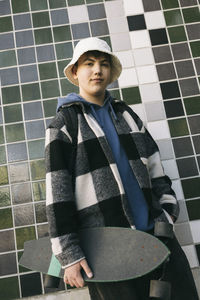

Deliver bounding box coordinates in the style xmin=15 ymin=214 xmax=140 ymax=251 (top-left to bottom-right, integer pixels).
xmin=63 ymin=259 xmax=93 ymax=288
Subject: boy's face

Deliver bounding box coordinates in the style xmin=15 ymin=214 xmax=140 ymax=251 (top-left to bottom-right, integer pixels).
xmin=72 ymin=52 xmax=111 ymax=103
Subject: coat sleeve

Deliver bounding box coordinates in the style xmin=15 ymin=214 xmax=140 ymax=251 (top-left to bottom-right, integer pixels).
xmin=45 ymin=113 xmax=85 ymax=268
xmin=143 ymin=126 xmax=180 ymax=222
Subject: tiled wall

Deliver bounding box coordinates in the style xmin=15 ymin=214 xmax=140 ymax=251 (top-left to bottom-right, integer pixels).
xmin=0 ymin=0 xmax=200 ymax=298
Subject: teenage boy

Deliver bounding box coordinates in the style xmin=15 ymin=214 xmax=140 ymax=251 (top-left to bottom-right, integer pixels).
xmin=45 ymin=37 xmax=198 ymax=300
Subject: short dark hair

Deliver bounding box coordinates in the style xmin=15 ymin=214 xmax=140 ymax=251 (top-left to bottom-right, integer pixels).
xmin=74 ymin=50 xmax=111 ymax=68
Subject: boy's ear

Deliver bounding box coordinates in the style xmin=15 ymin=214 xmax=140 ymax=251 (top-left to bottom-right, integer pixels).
xmin=72 ymin=65 xmax=78 ymax=79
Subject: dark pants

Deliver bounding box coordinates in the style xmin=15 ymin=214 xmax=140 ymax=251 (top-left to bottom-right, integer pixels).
xmin=87 ymin=235 xmax=199 ymax=300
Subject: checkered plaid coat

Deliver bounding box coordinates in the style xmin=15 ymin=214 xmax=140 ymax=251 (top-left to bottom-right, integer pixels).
xmin=45 ymin=99 xmax=179 ymax=268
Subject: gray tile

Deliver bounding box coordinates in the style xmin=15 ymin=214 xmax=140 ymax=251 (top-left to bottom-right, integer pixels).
xmin=35 ymin=202 xmax=47 ymax=223
xmin=87 ymin=4 xmax=106 ymax=20
xmin=26 ymin=120 xmax=45 ymax=139
xmin=194 ymin=58 xmax=200 ymax=75
xmin=71 ymin=23 xmax=90 ymax=39
xmin=0 ymin=108 xmax=2 ymax=124
xmin=36 ymin=45 xmax=55 ymax=62
xmin=174 ymin=222 xmax=194 ymax=245
xmin=145 ymin=101 xmax=166 ymax=121
xmin=11 ymin=183 xmax=32 ymax=205
xmin=0 ymin=68 xmax=19 ymax=86
xmin=153 ymin=46 xmax=172 ymax=63
xmin=13 ymin=13 xmax=32 ymax=30
xmin=156 ymin=63 xmax=176 ymax=81
xmin=23 ymin=102 xmax=43 ymax=120
xmin=192 ymin=135 xmax=200 ymax=154
xmin=192 ymin=268 xmax=200 ymax=298
xmin=142 ymin=0 xmax=161 ymax=11
xmin=186 ymin=24 xmax=200 ymax=40
xmin=156 ymin=139 xmax=174 ymax=160
xmin=91 ymin=20 xmax=109 ymax=36
xmin=180 ymin=0 xmax=197 ymax=6
xmin=17 ymin=47 xmax=36 ymax=65
xmin=175 ymin=60 xmax=195 ymax=78
xmin=0 ymin=230 xmax=15 ymax=252
xmin=50 ymin=9 xmax=69 ymax=25
xmin=0 ymin=0 xmax=11 ymax=15
xmin=176 ymin=200 xmax=189 ymax=223
xmin=171 ymin=43 xmax=191 ymax=60
xmin=0 ymin=253 xmax=17 ymax=276
xmin=19 ymin=65 xmax=38 ymax=83
xmin=37 ymin=224 xmax=49 ymax=238
xmin=179 ymin=78 xmax=200 ymax=97
xmin=9 ymin=162 xmax=30 ymax=183
xmin=7 ymin=142 xmax=28 ymax=162
xmin=14 ymin=204 xmax=34 ymax=226
xmin=0 ymin=33 xmax=14 ymax=50
xmin=15 ymin=30 xmax=34 ymax=47
xmin=188 ymin=115 xmax=200 ymax=134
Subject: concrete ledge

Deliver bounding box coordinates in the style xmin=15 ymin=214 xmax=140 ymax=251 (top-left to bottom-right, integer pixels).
xmin=16 ymin=287 xmax=91 ymax=300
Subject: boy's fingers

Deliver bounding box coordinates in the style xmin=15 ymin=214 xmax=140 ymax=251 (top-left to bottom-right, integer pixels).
xmin=80 ymin=259 xmax=93 ymax=279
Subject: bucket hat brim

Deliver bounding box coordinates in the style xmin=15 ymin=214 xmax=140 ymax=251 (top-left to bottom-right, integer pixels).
xmin=63 ymin=37 xmax=122 ymax=86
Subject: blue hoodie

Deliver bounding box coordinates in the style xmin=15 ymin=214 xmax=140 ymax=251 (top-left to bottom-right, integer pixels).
xmin=57 ymin=91 xmax=154 ymax=231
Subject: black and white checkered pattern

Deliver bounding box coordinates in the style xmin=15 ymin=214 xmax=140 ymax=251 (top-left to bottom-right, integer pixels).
xmin=45 ymin=100 xmax=179 ymax=267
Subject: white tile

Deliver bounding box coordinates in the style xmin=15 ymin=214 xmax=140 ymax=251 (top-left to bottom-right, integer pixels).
xmin=118 ymin=68 xmax=138 ymax=87
xmin=123 ymin=0 xmax=144 ymax=15
xmin=130 ymin=104 xmax=146 ymax=123
xmin=139 ymin=83 xmax=163 ymax=102
xmin=190 ymin=220 xmax=200 ymax=243
xmin=114 ymin=50 xmax=134 ymax=68
xmin=133 ymin=48 xmax=155 ymax=66
xmin=136 ymin=65 xmax=158 ymax=84
xmin=145 ymin=101 xmax=166 ymax=122
xmin=111 ymin=32 xmax=132 ymax=51
xmin=162 ymin=159 xmax=179 ymax=180
xmin=107 ymin=17 xmax=129 ymax=34
xmin=147 ymin=120 xmax=170 ymax=140
xmin=105 ymin=0 xmax=125 ymax=18
xmin=145 ymin=11 xmax=166 ymax=29
xmin=130 ymin=30 xmax=151 ymax=49
xmin=171 ymin=179 xmax=184 ymax=200
xmin=68 ymin=5 xmax=89 ymax=24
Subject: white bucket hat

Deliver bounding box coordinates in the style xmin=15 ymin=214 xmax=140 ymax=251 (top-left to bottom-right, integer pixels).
xmin=64 ymin=37 xmax=122 ymax=86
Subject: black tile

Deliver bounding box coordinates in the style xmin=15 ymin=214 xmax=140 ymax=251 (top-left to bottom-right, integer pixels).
xmin=0 ymin=230 xmax=15 ymax=252
xmin=160 ymin=81 xmax=180 ymax=99
xmin=149 ymin=29 xmax=168 ymax=46
xmin=142 ymin=0 xmax=161 ymax=11
xmin=186 ymin=199 xmax=200 ymax=221
xmin=192 ymin=135 xmax=200 ymax=154
xmin=188 ymin=115 xmax=200 ymax=134
xmin=91 ymin=20 xmax=109 ymax=36
xmin=127 ymin=15 xmax=146 ymax=31
xmin=172 ymin=137 xmax=194 ymax=157
xmin=180 ymin=0 xmax=197 ymax=6
xmin=186 ymin=24 xmax=200 ymax=40
xmin=197 ymin=155 xmax=200 ymax=169
xmin=175 ymin=60 xmax=195 ymax=78
xmin=0 ymin=253 xmax=17 ymax=276
xmin=152 ymin=46 xmax=172 ymax=63
xmin=194 ymin=58 xmax=200 ymax=75
xmin=0 ymin=33 xmax=14 ymax=50
xmin=20 ymin=273 xmax=42 ymax=297
xmin=164 ymin=99 xmax=184 ymax=118
xmin=87 ymin=4 xmax=106 ymax=20
xmin=196 ymin=243 xmax=200 ymax=264
xmin=156 ymin=63 xmax=176 ymax=81
xmin=179 ymin=78 xmax=200 ymax=97
xmin=171 ymin=43 xmax=191 ymax=60
xmin=71 ymin=23 xmax=90 ymax=39
xmin=176 ymin=157 xmax=199 ymax=177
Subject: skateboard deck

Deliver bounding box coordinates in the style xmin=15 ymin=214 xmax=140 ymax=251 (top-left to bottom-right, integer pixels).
xmin=19 ymin=227 xmax=170 ymax=282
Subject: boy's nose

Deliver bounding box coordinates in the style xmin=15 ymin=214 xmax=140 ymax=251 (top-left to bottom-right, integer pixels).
xmin=94 ymin=63 xmax=102 ymax=74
